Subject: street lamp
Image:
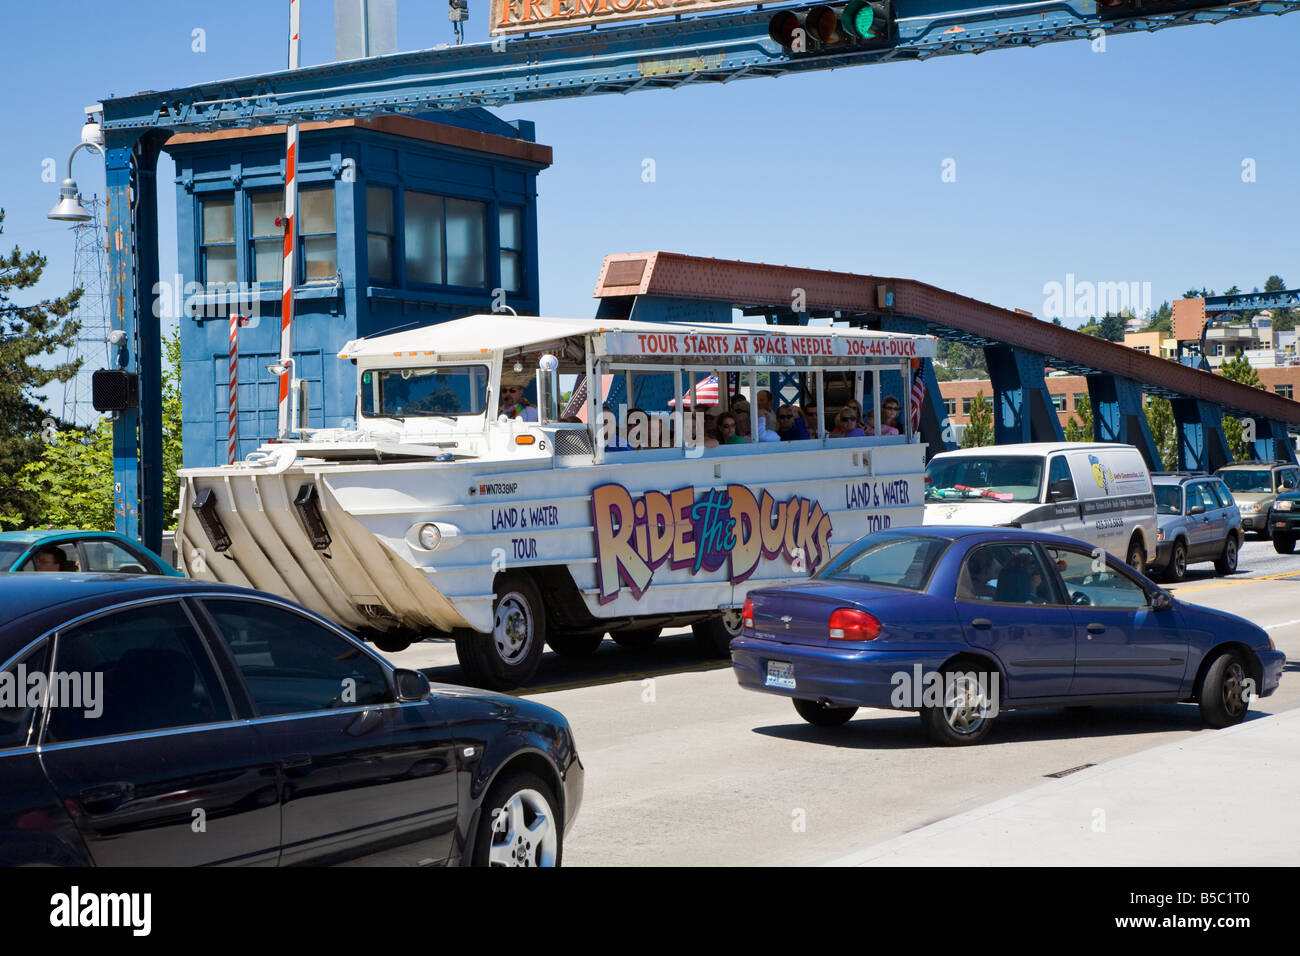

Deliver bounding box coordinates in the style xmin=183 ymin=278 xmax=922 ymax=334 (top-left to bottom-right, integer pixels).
xmin=47 ymin=118 xmax=106 ymax=223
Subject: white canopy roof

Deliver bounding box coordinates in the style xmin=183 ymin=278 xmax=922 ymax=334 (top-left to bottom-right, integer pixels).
xmin=338 ymin=314 xmax=936 ymax=362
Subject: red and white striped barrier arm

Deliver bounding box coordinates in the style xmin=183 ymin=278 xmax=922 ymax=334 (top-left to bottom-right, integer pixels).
xmin=277 ymin=0 xmax=301 ymax=438
xmin=228 ymin=313 xmax=240 ymax=464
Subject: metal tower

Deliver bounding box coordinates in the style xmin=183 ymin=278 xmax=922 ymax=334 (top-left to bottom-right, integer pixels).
xmin=60 ymin=196 xmax=112 ymax=427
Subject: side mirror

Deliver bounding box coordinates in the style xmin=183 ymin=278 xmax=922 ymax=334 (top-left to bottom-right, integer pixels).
xmin=1150 ymin=590 xmax=1173 ymax=611
xmin=393 ymin=668 xmax=432 ymax=702
xmin=1188 ymin=504 xmax=1205 ymax=515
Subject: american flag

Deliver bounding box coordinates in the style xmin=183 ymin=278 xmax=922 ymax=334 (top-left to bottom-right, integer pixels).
xmin=911 ymin=363 xmax=927 ymax=432
xmin=671 ymin=374 xmax=720 ymax=407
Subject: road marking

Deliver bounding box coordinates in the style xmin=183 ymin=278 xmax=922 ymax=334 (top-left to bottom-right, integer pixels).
xmin=1171 ymin=569 xmax=1300 ymax=593
xmin=515 ymin=659 xmax=730 ymax=696
xmin=1264 ymin=618 xmax=1300 ymax=630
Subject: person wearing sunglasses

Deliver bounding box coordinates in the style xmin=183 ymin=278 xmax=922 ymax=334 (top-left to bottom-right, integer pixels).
xmin=878 ymin=395 xmax=901 ymax=436
xmin=717 ymin=412 xmax=746 ymax=445
xmin=776 ymin=404 xmax=810 ymax=441
xmin=831 ymin=407 xmax=865 ymax=438
xmin=500 ymin=381 xmax=538 ymax=421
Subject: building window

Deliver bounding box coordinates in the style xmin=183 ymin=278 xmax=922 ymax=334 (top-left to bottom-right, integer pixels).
xmin=366 ymin=187 xmax=395 ymax=284
xmin=404 ymin=191 xmax=487 ymax=289
xmin=249 ymin=191 xmax=282 ymax=284
xmin=943 ymin=397 xmax=956 ymax=417
xmin=962 ymin=397 xmax=973 ymax=415
xmin=1276 ymin=385 xmax=1293 ymax=399
xmin=299 ymin=188 xmax=337 ymax=282
xmin=200 ymin=196 xmax=236 ymax=285
xmin=1051 ymin=393 xmax=1066 ymax=412
xmin=1134 ymin=345 xmax=1149 ymax=354
xmin=499 ymin=206 xmax=523 ymax=293
xmin=1074 ymin=393 xmax=1088 ymax=409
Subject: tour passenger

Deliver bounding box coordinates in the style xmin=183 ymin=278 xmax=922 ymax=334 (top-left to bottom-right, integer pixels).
xmin=801 ymin=401 xmax=823 ymax=436
xmin=878 ymin=395 xmax=901 ymax=435
xmin=717 ymin=412 xmax=745 ymax=445
xmin=776 ymin=405 xmax=810 ymax=441
xmin=830 ymin=407 xmax=865 ymax=438
xmin=31 ymin=545 xmax=68 ymax=572
xmin=755 ymin=390 xmax=779 ymax=431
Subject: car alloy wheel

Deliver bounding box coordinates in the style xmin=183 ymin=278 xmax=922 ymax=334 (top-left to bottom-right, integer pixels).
xmin=487 ymin=788 xmax=559 ymax=867
xmin=1220 ymin=659 xmax=1248 ymax=719
xmin=943 ymin=673 xmax=990 ymax=736
xmin=1168 ymin=541 xmax=1187 ymax=582
xmin=1198 ymin=650 xmax=1251 ymax=729
xmin=1215 ymin=537 xmax=1238 ymax=575
xmin=921 ymin=666 xmax=996 ymax=745
xmin=1126 ymin=540 xmax=1146 ymax=576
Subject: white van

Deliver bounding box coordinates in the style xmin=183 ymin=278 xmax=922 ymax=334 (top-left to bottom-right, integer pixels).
xmin=923 ymin=442 xmax=1156 ymax=574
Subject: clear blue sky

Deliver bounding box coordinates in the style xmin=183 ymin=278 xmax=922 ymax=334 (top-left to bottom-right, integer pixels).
xmin=2 ymin=2 xmax=1298 ymax=410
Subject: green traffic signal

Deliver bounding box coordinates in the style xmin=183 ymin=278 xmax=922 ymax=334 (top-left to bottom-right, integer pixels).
xmin=841 ymin=0 xmax=888 ymax=40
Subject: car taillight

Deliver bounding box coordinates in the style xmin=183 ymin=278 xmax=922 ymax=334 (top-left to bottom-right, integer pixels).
xmin=742 ymin=597 xmax=754 ymax=631
xmin=828 ymin=608 xmax=880 ymax=642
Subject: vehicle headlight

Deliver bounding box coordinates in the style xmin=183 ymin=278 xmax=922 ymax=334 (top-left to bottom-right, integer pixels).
xmin=1157 ymin=528 xmax=1165 ymax=541
xmin=1246 ymin=503 xmax=1261 ymax=512
xmin=417 ymin=523 xmax=442 ymax=550
xmin=1277 ymin=500 xmax=1293 ymax=511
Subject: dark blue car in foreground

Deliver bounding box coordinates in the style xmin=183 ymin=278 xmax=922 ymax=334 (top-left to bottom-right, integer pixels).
xmin=732 ymin=528 xmax=1285 ymax=745
xmin=0 ymin=575 xmax=581 ymax=865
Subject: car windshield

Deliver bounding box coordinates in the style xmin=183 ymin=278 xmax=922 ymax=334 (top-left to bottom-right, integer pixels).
xmin=361 ymin=365 xmax=489 ymax=419
xmin=816 ymin=534 xmax=949 ymax=590
xmin=925 ymin=456 xmax=1044 ymax=503
xmin=1154 ymin=486 xmax=1182 ymax=515
xmin=0 ymin=543 xmax=27 ymax=568
xmin=1219 ymin=469 xmax=1272 ymax=494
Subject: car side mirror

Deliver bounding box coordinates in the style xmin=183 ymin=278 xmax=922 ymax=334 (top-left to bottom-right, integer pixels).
xmin=1047 ymin=479 xmax=1075 ymax=502
xmin=1188 ymin=504 xmax=1205 ymax=515
xmin=1150 ymin=590 xmax=1173 ymax=611
xmin=393 ymin=668 xmax=432 ymax=702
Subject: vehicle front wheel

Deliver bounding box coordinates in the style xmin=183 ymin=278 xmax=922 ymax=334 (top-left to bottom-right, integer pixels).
xmin=1273 ymin=533 xmax=1296 ymax=555
xmin=692 ymin=608 xmax=744 ymax=658
xmin=547 ymin=630 xmax=605 ymax=657
xmin=920 ymin=668 xmax=997 ymax=746
xmin=611 ymin=625 xmax=661 ymax=649
xmin=455 ymin=573 xmax=546 ymax=689
xmin=472 ymin=770 xmax=562 ymax=867
xmin=1198 ymin=650 xmax=1252 ymax=729
xmin=1215 ymin=536 xmax=1239 ymax=575
xmin=369 ymin=630 xmax=413 ymax=654
xmin=793 ymin=698 xmax=857 ymax=727
xmin=1164 ymin=540 xmax=1188 ymax=582
xmin=1126 ymin=538 xmax=1147 ymax=577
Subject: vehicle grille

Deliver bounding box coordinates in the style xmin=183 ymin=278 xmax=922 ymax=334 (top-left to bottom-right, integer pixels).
xmin=554 ymin=429 xmax=594 ymax=457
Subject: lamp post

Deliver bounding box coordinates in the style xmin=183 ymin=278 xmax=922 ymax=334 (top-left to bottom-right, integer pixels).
xmin=47 ymin=120 xmax=105 ymax=223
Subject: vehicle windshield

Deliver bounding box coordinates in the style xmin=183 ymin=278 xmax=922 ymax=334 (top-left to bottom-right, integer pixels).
xmin=1218 ymin=469 xmax=1272 ymax=494
xmin=0 ymin=542 xmax=27 ymax=569
xmin=816 ymin=534 xmax=949 ymax=590
xmin=361 ymin=365 xmax=489 ymax=419
xmin=1154 ymin=486 xmax=1182 ymax=515
xmin=925 ymin=456 xmax=1044 ymax=503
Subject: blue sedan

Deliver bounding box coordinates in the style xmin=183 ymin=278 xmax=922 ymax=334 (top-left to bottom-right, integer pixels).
xmin=731 ymin=527 xmax=1285 ymax=745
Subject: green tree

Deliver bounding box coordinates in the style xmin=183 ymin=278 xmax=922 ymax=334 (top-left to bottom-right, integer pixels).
xmin=1144 ymin=301 xmax=1173 ymax=333
xmin=1145 ymin=396 xmax=1177 ymax=471
xmin=1065 ymin=394 xmax=1094 ymax=443
xmin=1218 ymin=353 xmax=1264 ymax=460
xmin=1265 ymin=275 xmax=1295 ymax=332
xmin=960 ymin=390 xmax=993 ymax=448
xmin=0 ymin=210 xmax=84 ymax=528
xmin=1096 ymin=313 xmax=1126 ymax=342
xmin=17 ymin=331 xmax=184 ymax=530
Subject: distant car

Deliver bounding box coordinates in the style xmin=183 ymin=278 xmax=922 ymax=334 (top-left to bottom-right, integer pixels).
xmin=0 ymin=575 xmax=582 ymax=866
xmin=1215 ymin=461 xmax=1300 ymax=539
xmin=1149 ymin=474 xmax=1241 ymax=581
xmin=730 ymin=528 xmax=1283 ymax=746
xmin=0 ymin=530 xmax=181 ymax=576
xmin=1266 ymin=489 xmax=1300 ymax=554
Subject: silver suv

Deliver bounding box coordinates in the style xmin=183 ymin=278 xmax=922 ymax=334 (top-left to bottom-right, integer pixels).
xmin=1215 ymin=461 xmax=1300 ymax=539
xmin=1151 ymin=474 xmax=1242 ymax=582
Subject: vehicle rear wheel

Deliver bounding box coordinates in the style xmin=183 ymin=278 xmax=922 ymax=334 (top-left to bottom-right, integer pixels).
xmin=1273 ymin=533 xmax=1296 ymax=555
xmin=793 ymin=697 xmax=857 ymax=727
xmin=692 ymin=608 xmax=744 ymax=658
xmin=455 ymin=573 xmax=546 ymax=690
xmin=1214 ymin=535 xmax=1239 ymax=575
xmin=471 ymin=770 xmax=562 ymax=867
xmin=1164 ymin=540 xmax=1188 ymax=583
xmin=1126 ymin=537 xmax=1147 ymax=577
xmin=919 ymin=667 xmax=997 ymax=746
xmin=1198 ymin=650 xmax=1251 ymax=729
xmin=546 ymin=630 xmax=605 ymax=657
xmin=611 ymin=626 xmax=661 ymax=649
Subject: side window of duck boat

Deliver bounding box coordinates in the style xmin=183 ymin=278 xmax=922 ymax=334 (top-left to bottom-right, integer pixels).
xmin=360 ymin=365 xmax=490 ymax=419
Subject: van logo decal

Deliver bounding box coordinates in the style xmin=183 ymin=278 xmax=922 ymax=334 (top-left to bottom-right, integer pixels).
xmin=591 ymin=483 xmax=834 ymax=603
xmin=1088 ymin=454 xmax=1114 ymax=495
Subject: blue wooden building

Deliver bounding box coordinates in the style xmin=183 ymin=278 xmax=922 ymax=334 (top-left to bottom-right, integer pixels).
xmin=165 ymin=110 xmax=551 ymax=467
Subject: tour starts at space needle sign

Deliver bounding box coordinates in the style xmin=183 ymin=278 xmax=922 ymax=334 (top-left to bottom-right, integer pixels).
xmin=491 ymin=0 xmax=760 ymax=33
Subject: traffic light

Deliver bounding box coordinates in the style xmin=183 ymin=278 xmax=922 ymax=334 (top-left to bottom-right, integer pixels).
xmin=767 ymin=1 xmax=894 ymax=55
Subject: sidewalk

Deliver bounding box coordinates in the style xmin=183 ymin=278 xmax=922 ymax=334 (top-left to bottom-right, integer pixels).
xmin=829 ymin=707 xmax=1300 ymax=866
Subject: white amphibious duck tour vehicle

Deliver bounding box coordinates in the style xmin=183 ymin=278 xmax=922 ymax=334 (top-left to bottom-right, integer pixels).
xmin=176 ymin=314 xmax=935 ymax=689
xmin=923 ymin=442 xmax=1157 ymax=573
